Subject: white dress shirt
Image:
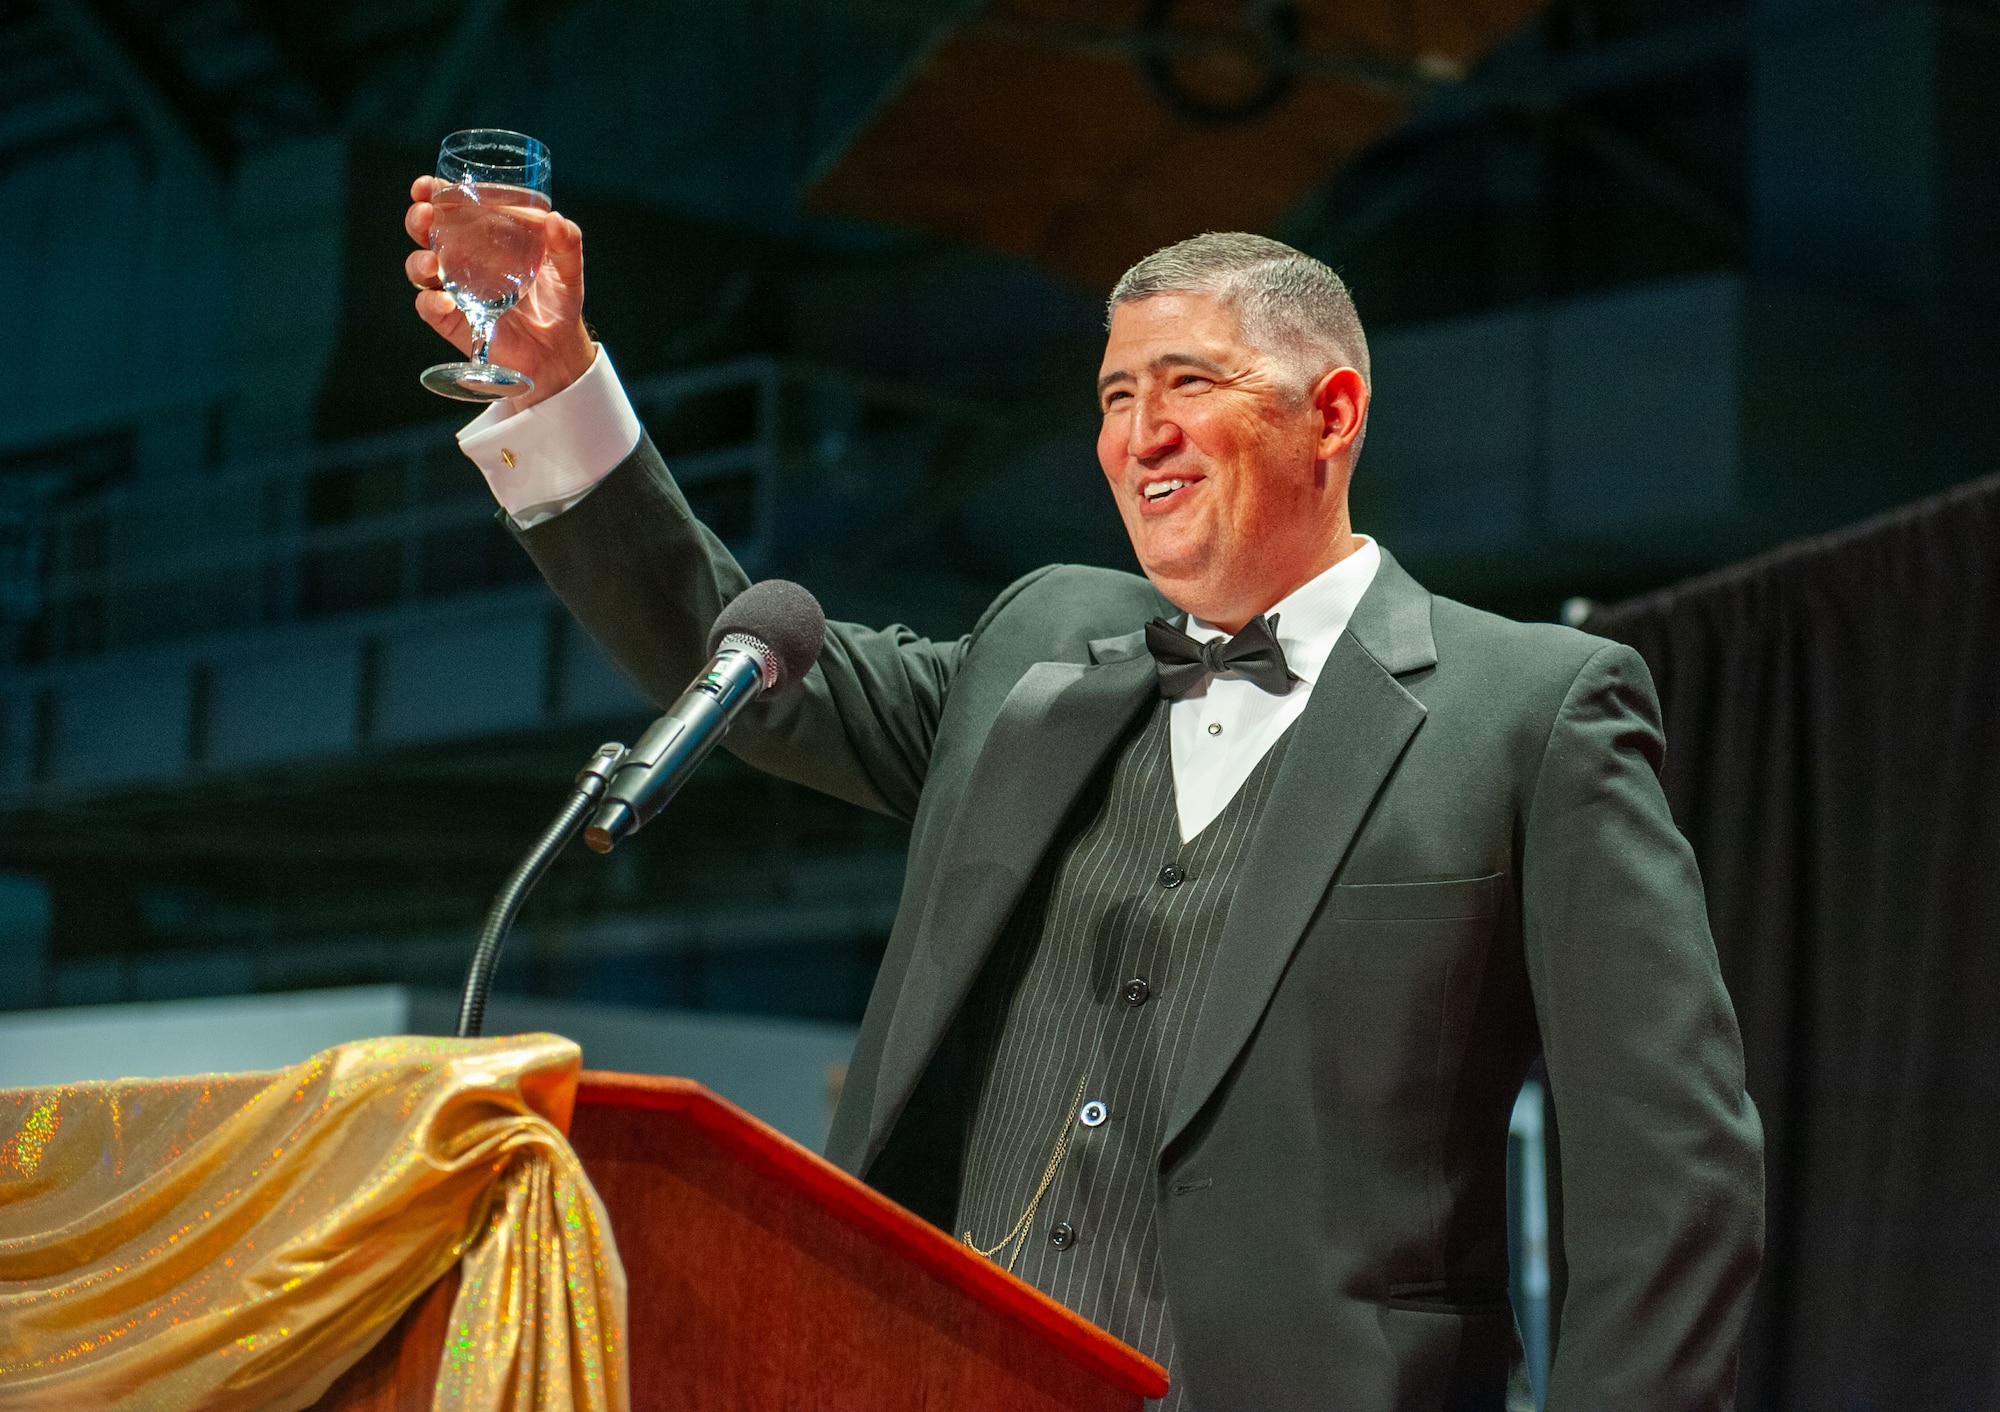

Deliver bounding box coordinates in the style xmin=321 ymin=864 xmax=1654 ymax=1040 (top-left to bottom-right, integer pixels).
xmin=456 ymin=353 xmax=1382 ymax=841
xmin=456 ymin=344 xmax=642 ymax=528
xmin=1167 ymin=540 xmax=1379 ymax=841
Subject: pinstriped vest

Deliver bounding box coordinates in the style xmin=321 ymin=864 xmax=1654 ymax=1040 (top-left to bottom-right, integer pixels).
xmin=955 ymin=697 xmax=1295 ymax=1411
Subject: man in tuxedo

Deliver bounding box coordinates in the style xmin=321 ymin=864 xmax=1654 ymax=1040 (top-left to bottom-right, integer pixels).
xmin=406 ymin=192 xmax=1763 ymax=1409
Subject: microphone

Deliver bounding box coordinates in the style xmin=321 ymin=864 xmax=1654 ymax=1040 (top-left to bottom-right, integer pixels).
xmin=583 ymin=579 xmax=825 ymax=853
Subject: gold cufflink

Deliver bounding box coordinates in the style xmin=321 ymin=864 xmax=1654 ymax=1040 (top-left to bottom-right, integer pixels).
xmin=501 ymin=448 xmax=516 ymax=468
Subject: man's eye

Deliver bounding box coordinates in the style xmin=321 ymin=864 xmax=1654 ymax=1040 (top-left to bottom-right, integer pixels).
xmin=1102 ymin=391 xmax=1131 ymax=410
xmin=1173 ymin=375 xmax=1210 ymax=391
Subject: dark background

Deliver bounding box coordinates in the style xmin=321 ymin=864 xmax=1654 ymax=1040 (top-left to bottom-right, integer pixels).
xmin=1 ymin=3 xmax=1997 ymax=1404
xmin=1592 ymin=472 xmax=2000 ymax=1410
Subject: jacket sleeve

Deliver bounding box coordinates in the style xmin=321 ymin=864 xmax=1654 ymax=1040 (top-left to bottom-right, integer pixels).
xmin=514 ymin=430 xmax=1003 ymax=822
xmin=1523 ymin=641 xmax=1765 ymax=1410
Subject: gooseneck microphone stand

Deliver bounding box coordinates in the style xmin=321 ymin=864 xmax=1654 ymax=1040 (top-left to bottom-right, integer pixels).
xmin=456 ymin=741 xmax=627 ymax=1038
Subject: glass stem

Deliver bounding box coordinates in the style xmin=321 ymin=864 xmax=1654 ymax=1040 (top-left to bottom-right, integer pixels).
xmin=468 ymin=308 xmax=498 ymax=366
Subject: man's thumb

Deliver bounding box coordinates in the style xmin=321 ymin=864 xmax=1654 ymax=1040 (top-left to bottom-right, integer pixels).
xmin=547 ymin=214 xmax=584 ymax=285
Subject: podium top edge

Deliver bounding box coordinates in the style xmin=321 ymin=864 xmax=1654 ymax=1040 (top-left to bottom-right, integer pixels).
xmin=573 ymin=1070 xmax=1169 ymax=1399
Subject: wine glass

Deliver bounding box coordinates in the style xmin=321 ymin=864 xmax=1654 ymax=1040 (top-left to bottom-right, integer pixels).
xmin=420 ymin=129 xmax=553 ymax=401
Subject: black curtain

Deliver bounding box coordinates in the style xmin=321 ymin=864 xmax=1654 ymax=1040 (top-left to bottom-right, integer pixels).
xmin=1588 ymin=471 xmax=2000 ymax=1411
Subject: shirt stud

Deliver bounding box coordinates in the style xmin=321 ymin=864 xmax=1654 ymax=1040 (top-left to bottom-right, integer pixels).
xmin=1079 ymin=1100 xmax=1108 ymax=1128
xmin=1206 ymin=721 xmax=1222 ymax=736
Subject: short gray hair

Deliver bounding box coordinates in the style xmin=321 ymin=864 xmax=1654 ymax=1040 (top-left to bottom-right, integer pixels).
xmin=1107 ymin=232 xmax=1371 ymax=398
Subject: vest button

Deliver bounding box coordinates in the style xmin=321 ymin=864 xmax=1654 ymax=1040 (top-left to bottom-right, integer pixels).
xmin=1158 ymin=863 xmax=1185 ymax=888
xmin=1049 ymin=1221 xmax=1076 ymax=1249
xmin=1123 ymin=977 xmax=1151 ymax=1007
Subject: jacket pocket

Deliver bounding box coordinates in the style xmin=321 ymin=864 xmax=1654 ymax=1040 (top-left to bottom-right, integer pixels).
xmin=1326 ymin=871 xmax=1506 ymax=921
xmin=1384 ymin=1281 xmax=1514 ymax=1317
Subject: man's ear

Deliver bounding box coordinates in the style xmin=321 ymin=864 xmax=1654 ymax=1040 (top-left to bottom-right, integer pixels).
xmin=1312 ymin=368 xmax=1368 ymax=460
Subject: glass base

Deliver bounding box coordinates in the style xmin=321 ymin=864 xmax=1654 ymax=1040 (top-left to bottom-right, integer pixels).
xmin=421 ymin=360 xmax=534 ymax=402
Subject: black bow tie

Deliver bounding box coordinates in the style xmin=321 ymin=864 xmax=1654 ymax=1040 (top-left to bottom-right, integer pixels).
xmin=1145 ymin=614 xmax=1297 ymax=699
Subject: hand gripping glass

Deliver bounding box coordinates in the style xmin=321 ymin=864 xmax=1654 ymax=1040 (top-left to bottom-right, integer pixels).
xmin=420 ymin=129 xmax=553 ymax=402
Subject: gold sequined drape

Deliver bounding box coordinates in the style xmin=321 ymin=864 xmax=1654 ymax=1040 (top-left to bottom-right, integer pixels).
xmin=0 ymin=1033 xmax=627 ymax=1412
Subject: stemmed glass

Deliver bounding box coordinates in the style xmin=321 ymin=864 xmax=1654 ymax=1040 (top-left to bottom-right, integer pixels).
xmin=420 ymin=129 xmax=553 ymax=401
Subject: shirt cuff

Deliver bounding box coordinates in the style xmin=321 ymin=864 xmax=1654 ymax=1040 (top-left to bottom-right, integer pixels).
xmin=456 ymin=344 xmax=642 ymax=527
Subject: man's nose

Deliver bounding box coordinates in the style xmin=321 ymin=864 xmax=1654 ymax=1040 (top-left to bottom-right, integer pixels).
xmin=1128 ymin=395 xmax=1181 ymax=460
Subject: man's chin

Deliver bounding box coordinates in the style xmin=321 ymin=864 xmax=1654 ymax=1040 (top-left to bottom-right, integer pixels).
xmin=1128 ymin=520 xmax=1209 ymax=567
xmin=1134 ymin=556 xmax=1217 ymax=610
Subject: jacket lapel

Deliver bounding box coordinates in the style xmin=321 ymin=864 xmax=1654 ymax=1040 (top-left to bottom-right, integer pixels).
xmin=866 ymin=631 xmax=1159 ymax=1156
xmin=1163 ymin=550 xmax=1438 ymax=1153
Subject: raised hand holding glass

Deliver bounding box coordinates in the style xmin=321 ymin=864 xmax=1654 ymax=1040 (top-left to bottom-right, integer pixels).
xmin=421 ymin=129 xmax=553 ymax=401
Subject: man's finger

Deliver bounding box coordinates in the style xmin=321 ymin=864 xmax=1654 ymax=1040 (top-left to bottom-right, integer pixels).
xmin=545 ymin=213 xmax=585 ymax=288
xmin=416 ymin=288 xmax=458 ymax=325
xmin=405 ymin=199 xmax=434 ymax=248
xmin=405 ymin=249 xmax=442 ymax=291
xmin=409 ymin=175 xmax=441 ymax=202
xmin=415 ymin=289 xmax=473 ymax=355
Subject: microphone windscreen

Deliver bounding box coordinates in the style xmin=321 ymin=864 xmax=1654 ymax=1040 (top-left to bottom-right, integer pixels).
xmin=708 ymin=579 xmax=826 ymax=694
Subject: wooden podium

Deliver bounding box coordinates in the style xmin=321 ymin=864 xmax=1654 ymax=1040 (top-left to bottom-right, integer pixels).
xmin=316 ymin=1072 xmax=1168 ymax=1411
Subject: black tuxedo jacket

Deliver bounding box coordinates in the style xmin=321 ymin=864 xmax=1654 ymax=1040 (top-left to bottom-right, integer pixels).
xmin=518 ymin=434 xmax=1764 ymax=1411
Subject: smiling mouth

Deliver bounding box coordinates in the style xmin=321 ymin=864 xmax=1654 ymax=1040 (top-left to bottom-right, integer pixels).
xmin=1142 ymin=477 xmax=1199 ymax=505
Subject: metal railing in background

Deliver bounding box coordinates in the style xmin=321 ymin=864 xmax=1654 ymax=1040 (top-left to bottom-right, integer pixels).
xmin=3 ymin=357 xmax=999 ymax=669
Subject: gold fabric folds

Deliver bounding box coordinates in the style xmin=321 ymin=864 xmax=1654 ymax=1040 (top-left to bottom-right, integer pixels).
xmin=0 ymin=1034 xmax=627 ymax=1412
